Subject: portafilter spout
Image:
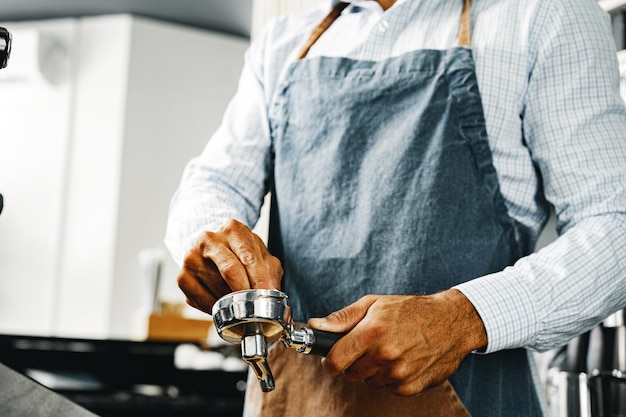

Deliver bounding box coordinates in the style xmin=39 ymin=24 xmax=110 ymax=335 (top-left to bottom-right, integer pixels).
xmin=211 ymin=289 xmax=343 ymax=392
xmin=241 ymin=323 xmax=275 ymax=392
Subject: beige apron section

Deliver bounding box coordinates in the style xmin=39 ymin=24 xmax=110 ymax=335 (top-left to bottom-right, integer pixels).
xmin=246 ymin=1 xmax=475 ymax=416
xmin=245 ymin=343 xmax=471 ymax=417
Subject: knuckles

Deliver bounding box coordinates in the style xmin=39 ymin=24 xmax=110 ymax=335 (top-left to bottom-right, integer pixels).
xmin=268 ymin=256 xmax=284 ymax=277
xmin=220 ymin=260 xmax=245 ymax=279
xmin=386 ymin=364 xmax=411 ymax=383
xmin=375 ymin=340 xmax=403 ymax=363
xmin=341 ymin=368 xmax=362 ymax=382
xmin=176 ymin=272 xmax=191 ymax=290
xmin=218 ymin=218 xmax=246 ymax=237
xmin=389 ymin=382 xmax=420 ymax=397
xmin=321 ymin=355 xmax=345 ymax=376
xmin=238 ymin=248 xmax=260 ymax=267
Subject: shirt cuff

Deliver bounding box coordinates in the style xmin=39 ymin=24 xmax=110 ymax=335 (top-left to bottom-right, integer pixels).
xmin=453 ymin=267 xmax=538 ymax=353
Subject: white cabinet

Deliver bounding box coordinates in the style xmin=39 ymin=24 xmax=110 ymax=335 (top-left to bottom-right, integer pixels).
xmin=599 ymin=0 xmax=626 ymax=12
xmin=0 ymin=15 xmax=248 ymax=338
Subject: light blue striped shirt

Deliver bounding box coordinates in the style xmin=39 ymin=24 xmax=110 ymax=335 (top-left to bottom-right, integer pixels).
xmin=165 ymin=0 xmax=626 ymax=353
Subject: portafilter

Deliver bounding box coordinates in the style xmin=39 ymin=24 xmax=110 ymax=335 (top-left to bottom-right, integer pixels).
xmin=212 ymin=289 xmax=343 ymax=392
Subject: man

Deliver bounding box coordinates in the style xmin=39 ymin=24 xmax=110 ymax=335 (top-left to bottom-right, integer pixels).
xmin=165 ymin=0 xmax=626 ymax=415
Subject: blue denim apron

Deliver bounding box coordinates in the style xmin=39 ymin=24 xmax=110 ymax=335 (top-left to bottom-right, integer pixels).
xmin=266 ymin=1 xmax=543 ymax=415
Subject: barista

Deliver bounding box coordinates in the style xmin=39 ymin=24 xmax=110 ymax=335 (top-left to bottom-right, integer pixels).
xmin=165 ymin=0 xmax=626 ymax=415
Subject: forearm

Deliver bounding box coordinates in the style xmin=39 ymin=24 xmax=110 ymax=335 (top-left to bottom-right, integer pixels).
xmin=458 ymin=0 xmax=626 ymax=354
xmin=455 ymin=213 xmax=626 ymax=353
xmin=164 ymin=164 xmax=265 ymax=266
xmin=435 ymin=289 xmax=488 ymax=353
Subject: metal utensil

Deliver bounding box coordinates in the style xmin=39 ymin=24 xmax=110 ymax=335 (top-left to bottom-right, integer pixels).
xmin=211 ymin=289 xmax=343 ymax=392
xmin=0 ymin=27 xmax=12 ymax=69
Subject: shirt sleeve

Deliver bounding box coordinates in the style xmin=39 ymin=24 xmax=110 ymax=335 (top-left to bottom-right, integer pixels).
xmin=455 ymin=0 xmax=626 ymax=353
xmin=164 ymin=29 xmax=273 ymax=266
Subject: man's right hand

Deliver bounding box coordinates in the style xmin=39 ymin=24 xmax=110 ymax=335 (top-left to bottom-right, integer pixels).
xmin=177 ymin=219 xmax=284 ymax=314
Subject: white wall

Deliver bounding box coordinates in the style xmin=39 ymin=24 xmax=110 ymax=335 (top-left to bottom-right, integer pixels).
xmin=53 ymin=16 xmax=132 ymax=338
xmin=109 ymin=17 xmax=249 ymax=337
xmin=0 ymin=15 xmax=248 ymax=339
xmin=0 ymin=20 xmax=77 ymax=335
xmin=251 ymin=0 xmax=324 ymax=40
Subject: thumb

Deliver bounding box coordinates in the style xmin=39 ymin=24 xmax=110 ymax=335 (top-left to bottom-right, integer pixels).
xmin=308 ymin=295 xmax=379 ymax=333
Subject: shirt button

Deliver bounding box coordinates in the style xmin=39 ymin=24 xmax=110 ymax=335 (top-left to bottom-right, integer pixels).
xmin=378 ymin=20 xmax=389 ymax=32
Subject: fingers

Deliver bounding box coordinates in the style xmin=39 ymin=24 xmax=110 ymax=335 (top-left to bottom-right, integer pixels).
xmin=201 ymin=230 xmax=252 ymax=292
xmin=177 ymin=246 xmax=232 ymax=314
xmin=308 ymin=294 xmax=379 ymax=333
xmin=358 ymin=360 xmax=426 ymax=394
xmin=206 ymin=219 xmax=283 ymax=291
xmin=311 ymin=293 xmax=473 ymax=397
xmin=312 ymin=295 xmax=381 ymax=376
xmin=323 ymin=346 xmax=428 ymax=396
xmin=177 ymin=219 xmax=284 ymax=314
xmin=253 ymin=233 xmax=284 ymax=288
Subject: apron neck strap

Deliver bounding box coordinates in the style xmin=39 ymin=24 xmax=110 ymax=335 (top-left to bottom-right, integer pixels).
xmin=296 ymin=0 xmax=472 ymax=60
xmin=458 ymin=0 xmax=472 ymax=48
xmin=297 ymin=2 xmax=349 ymax=60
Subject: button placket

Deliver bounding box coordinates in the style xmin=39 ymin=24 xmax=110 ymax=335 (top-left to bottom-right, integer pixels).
xmin=356 ymin=1 xmax=414 ymax=60
xmin=378 ymin=19 xmax=389 ymax=33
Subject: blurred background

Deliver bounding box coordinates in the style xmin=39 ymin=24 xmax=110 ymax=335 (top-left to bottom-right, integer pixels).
xmin=0 ymin=2 xmax=323 ymax=416
xmin=0 ymin=0 xmax=339 ymax=341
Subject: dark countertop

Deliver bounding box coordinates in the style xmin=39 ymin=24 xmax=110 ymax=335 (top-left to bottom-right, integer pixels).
xmin=0 ymin=334 xmax=247 ymax=417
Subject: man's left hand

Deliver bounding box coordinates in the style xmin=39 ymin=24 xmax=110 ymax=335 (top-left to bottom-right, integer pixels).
xmin=307 ymin=290 xmax=487 ymax=396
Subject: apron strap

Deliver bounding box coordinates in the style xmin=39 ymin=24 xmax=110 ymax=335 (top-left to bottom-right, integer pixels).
xmin=458 ymin=0 xmax=472 ymax=48
xmin=297 ymin=2 xmax=349 ymax=60
xmin=297 ymin=0 xmax=472 ymax=59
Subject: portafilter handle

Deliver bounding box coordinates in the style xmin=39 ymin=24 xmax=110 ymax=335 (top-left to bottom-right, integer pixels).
xmin=286 ymin=326 xmax=344 ymax=356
